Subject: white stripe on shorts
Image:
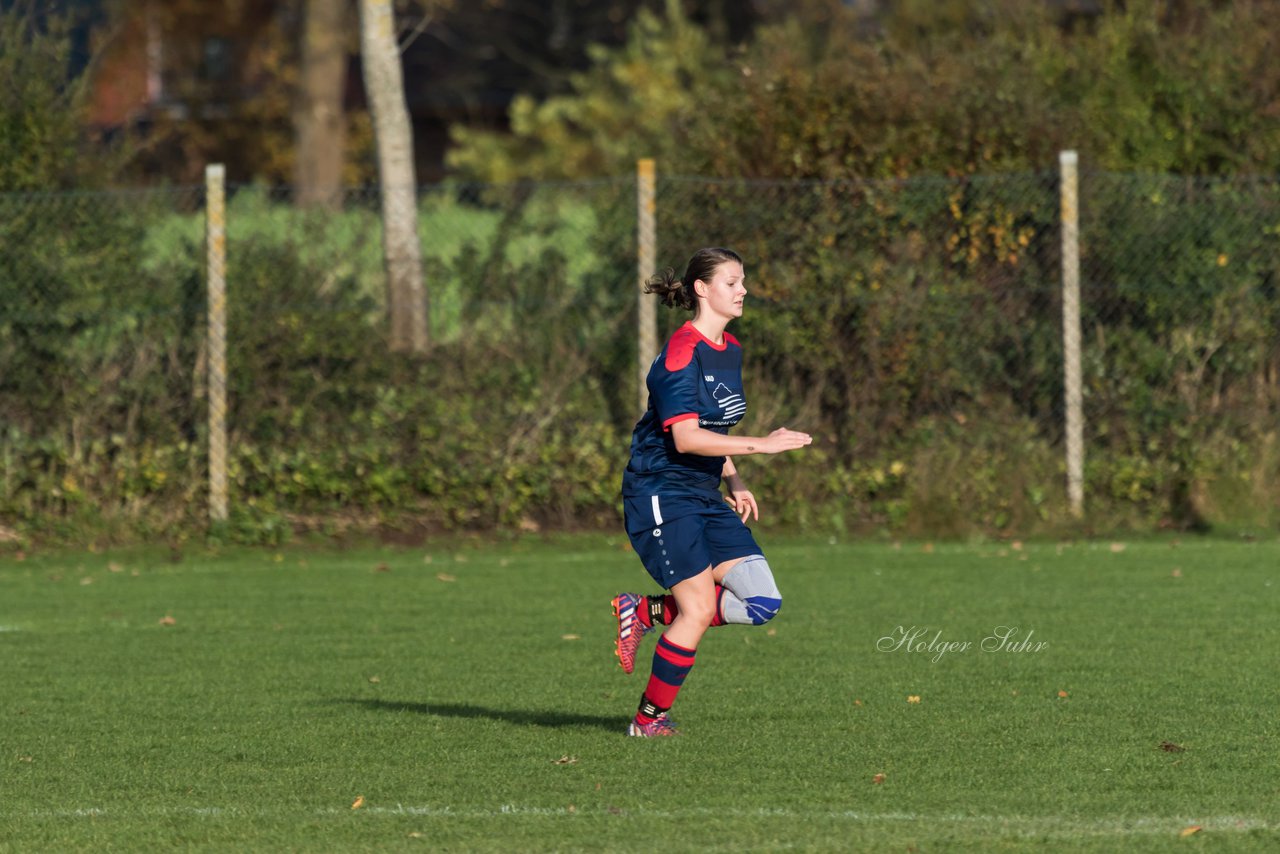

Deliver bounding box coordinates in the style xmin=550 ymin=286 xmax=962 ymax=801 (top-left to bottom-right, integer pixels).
xmin=651 ymin=495 xmax=664 ymax=526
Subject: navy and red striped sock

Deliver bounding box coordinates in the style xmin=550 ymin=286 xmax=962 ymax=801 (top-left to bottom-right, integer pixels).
xmin=634 ymin=635 xmax=697 ymax=725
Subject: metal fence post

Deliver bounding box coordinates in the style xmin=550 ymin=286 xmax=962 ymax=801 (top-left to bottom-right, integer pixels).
xmin=206 ymin=164 xmax=228 ymax=526
xmin=637 ymin=158 xmax=657 ymax=416
xmin=1060 ymin=150 xmax=1084 ymax=519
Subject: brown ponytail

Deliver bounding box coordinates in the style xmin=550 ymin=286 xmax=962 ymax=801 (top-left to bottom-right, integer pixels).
xmin=643 ymin=267 xmax=695 ymax=310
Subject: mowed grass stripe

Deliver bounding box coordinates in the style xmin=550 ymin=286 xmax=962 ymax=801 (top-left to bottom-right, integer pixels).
xmin=2 ymin=536 xmax=1278 ymax=851
xmin=16 ymin=804 xmax=1276 ymax=833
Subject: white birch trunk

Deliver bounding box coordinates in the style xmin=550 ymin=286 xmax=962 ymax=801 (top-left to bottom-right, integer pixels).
xmin=359 ymin=0 xmax=427 ymax=352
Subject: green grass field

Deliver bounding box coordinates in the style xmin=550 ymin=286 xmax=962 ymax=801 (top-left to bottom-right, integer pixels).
xmin=2 ymin=534 xmax=1278 ymax=851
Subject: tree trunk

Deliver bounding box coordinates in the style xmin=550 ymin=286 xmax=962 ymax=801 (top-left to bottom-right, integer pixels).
xmin=359 ymin=0 xmax=427 ymax=352
xmin=295 ymin=0 xmax=349 ymax=210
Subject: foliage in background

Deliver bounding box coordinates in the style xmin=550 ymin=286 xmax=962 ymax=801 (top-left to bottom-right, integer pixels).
xmin=0 ymin=2 xmax=120 ymax=191
xmin=0 ymin=181 xmax=638 ymax=545
xmin=2 ymin=170 xmax=1277 ymax=547
xmin=2 ymin=1 xmax=1279 ymax=546
xmin=448 ymin=0 xmax=1280 ymax=181
xmin=446 ymin=0 xmax=725 ymax=183
xmin=0 ymin=186 xmax=204 ymax=542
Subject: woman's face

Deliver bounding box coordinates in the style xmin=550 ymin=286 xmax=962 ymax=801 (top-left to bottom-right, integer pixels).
xmin=696 ymin=260 xmax=747 ymax=321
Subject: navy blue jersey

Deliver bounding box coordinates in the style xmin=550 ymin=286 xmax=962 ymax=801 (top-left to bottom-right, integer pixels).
xmin=622 ymin=321 xmax=748 ymax=498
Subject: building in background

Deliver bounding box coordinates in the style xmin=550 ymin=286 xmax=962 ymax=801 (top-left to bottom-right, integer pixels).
xmin=76 ymin=0 xmax=763 ymax=184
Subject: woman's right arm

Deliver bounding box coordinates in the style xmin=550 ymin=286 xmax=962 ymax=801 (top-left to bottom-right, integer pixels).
xmin=670 ymin=420 xmax=811 ymax=457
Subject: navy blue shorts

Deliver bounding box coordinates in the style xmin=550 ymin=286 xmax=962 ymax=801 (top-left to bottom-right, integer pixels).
xmin=623 ymin=492 xmax=761 ymax=589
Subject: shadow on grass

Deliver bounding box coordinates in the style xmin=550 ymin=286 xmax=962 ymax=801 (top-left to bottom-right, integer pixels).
xmin=340 ymin=698 xmax=621 ymax=732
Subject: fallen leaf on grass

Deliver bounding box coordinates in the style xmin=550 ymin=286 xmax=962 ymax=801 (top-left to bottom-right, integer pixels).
xmin=552 ymin=755 xmax=578 ymax=765
xmin=561 ymin=634 xmax=580 ymax=641
xmin=566 ymin=804 xmax=576 ymax=814
xmin=1109 ymin=542 xmax=1126 ymax=553
xmin=1158 ymin=741 xmax=1186 ymax=753
xmin=108 ymin=562 xmax=123 ymax=573
xmin=368 ymin=676 xmax=381 ymax=684
xmin=907 ymin=695 xmax=921 ymax=704
xmin=872 ymin=773 xmax=886 ymax=784
xmin=18 ymin=756 xmax=33 ymax=763
xmin=853 ymin=699 xmax=863 ymax=707
xmin=1179 ymin=825 xmax=1202 ymax=837
xmin=374 ymin=563 xmax=391 ymax=573
xmin=1057 ymin=690 xmax=1069 ymax=698
xmin=1171 ymin=568 xmax=1183 ymax=578
xmin=159 ymin=615 xmax=177 ymax=626
xmin=436 ymin=573 xmax=456 ymax=582
xmin=351 ymin=795 xmax=365 ymax=810
xmin=80 ymin=577 xmax=94 ymax=586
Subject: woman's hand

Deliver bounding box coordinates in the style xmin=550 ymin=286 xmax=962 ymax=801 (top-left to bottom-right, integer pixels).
xmin=725 ymin=488 xmax=759 ymax=523
xmin=759 ymin=428 xmax=812 ymax=454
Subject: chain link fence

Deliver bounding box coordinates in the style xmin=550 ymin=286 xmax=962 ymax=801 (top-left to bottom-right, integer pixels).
xmin=2 ymin=165 xmax=1277 ymax=542
xmin=1 ymin=185 xmax=206 ymax=536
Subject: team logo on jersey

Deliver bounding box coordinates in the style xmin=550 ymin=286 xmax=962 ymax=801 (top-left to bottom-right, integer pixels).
xmin=711 ymin=382 xmax=747 ymax=420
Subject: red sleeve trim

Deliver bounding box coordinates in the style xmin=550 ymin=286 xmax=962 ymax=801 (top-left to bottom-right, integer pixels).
xmin=662 ymin=413 xmax=699 ymax=431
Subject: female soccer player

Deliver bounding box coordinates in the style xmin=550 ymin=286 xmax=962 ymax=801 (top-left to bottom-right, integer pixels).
xmin=613 ymin=247 xmax=812 ymax=737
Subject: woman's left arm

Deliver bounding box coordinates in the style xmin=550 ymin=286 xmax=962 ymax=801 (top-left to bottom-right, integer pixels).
xmin=722 ymin=456 xmax=759 ymax=522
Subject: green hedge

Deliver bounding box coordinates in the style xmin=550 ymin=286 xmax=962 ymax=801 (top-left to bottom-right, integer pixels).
xmin=2 ymin=175 xmax=1278 ymax=547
